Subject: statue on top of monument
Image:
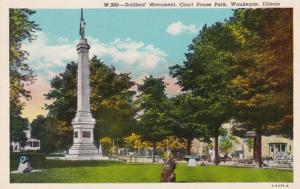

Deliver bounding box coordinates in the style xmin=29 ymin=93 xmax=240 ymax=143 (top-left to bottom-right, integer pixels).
xmin=79 ymin=8 xmax=86 ymax=39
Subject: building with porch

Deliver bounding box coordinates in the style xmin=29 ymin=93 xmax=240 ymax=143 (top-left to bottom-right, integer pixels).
xmin=11 ymin=124 xmax=40 ymax=152
xmin=191 ymin=121 xmax=293 ymax=160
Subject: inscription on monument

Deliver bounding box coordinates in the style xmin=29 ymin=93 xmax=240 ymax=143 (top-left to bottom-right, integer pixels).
xmin=82 ymin=131 xmax=91 ymax=138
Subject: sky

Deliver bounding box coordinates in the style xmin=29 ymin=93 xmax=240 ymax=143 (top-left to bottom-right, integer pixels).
xmin=21 ymin=9 xmax=234 ymax=122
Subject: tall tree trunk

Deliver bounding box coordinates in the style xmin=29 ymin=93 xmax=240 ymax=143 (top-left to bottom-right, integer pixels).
xmin=253 ymin=135 xmax=256 ymax=160
xmin=256 ymin=133 xmax=262 ymax=168
xmin=152 ymin=141 xmax=156 ymax=163
xmin=187 ymin=139 xmax=192 ymax=155
xmin=214 ymin=133 xmax=219 ymax=165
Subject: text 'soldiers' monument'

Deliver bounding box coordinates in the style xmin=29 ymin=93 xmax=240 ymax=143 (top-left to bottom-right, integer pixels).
xmin=66 ymin=9 xmax=102 ymax=159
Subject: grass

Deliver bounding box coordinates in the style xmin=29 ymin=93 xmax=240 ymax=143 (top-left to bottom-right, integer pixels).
xmin=10 ymin=154 xmax=293 ymax=183
xmin=10 ymin=153 xmax=123 ymax=171
xmin=175 ymin=164 xmax=293 ymax=182
xmin=10 ymin=164 xmax=162 ymax=183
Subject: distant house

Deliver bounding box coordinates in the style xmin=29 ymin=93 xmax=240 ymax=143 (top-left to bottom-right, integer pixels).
xmin=11 ymin=124 xmax=40 ymax=152
xmin=191 ymin=121 xmax=293 ymax=160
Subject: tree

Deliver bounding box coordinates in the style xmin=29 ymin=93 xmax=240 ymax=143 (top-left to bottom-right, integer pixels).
xmin=89 ymin=56 xmax=137 ymax=143
xmin=44 ymin=62 xmax=77 ymax=151
xmin=44 ymin=56 xmax=137 ymax=152
xmin=169 ymin=93 xmax=209 ymax=155
xmin=228 ymin=9 xmax=293 ymax=167
xmin=31 ymin=115 xmax=73 ymax=153
xmin=10 ymin=114 xmax=28 ymax=147
xmin=157 ymin=136 xmax=187 ymax=155
xmin=138 ymin=75 xmax=172 ymax=163
xmin=220 ymin=134 xmax=239 ymax=154
xmin=45 ymin=61 xmax=77 ymax=123
xmin=9 ymin=9 xmax=40 ymax=144
xmin=124 ymin=133 xmax=142 ymax=153
xmin=170 ymin=9 xmax=292 ymax=166
xmin=10 ymin=9 xmax=40 ymax=100
xmin=170 ymin=23 xmax=237 ymax=164
xmin=31 ymin=115 xmax=48 ymax=152
xmin=123 ymin=133 xmax=152 ymax=154
xmin=99 ymin=137 xmax=113 ymax=156
xmin=246 ymin=138 xmax=254 ymax=153
xmin=31 ymin=115 xmax=47 ymax=139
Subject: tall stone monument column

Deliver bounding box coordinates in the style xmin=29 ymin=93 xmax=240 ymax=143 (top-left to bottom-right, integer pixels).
xmin=67 ymin=9 xmax=101 ymax=159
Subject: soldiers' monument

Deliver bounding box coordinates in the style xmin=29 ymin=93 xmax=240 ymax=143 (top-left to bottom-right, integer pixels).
xmin=66 ymin=9 xmax=102 ymax=159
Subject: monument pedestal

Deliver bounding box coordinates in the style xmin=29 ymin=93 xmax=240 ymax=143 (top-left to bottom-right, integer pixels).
xmin=66 ymin=111 xmax=102 ymax=159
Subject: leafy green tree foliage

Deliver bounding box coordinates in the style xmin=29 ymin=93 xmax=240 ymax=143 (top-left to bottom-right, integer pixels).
xmin=246 ymin=138 xmax=254 ymax=153
xmin=138 ymin=76 xmax=172 ymax=163
xmin=31 ymin=115 xmax=46 ymax=139
xmin=99 ymin=137 xmax=113 ymax=156
xmin=31 ymin=115 xmax=71 ymax=153
xmin=170 ymin=23 xmax=237 ymax=164
xmin=89 ymin=56 xmax=137 ymax=143
xmin=220 ymin=135 xmax=239 ymax=154
xmin=123 ymin=133 xmax=152 ymax=154
xmin=10 ymin=113 xmax=28 ymax=147
xmin=229 ymin=9 xmax=293 ymax=136
xmin=9 ymin=9 xmax=40 ymax=144
xmin=157 ymin=136 xmax=187 ymax=156
xmin=44 ymin=62 xmax=76 ymax=151
xmin=46 ymin=62 xmax=77 ymax=123
xmin=169 ymin=93 xmax=209 ymax=155
xmin=10 ymin=9 xmax=40 ymax=100
xmin=31 ymin=115 xmax=49 ymax=153
xmin=44 ymin=56 xmax=136 ymax=152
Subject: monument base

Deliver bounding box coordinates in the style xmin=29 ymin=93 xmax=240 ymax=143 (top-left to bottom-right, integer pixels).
xmin=68 ymin=143 xmax=99 ymax=155
xmin=63 ymin=154 xmax=107 ymax=160
xmin=47 ymin=155 xmax=109 ymax=161
xmin=65 ymin=142 xmax=103 ymax=160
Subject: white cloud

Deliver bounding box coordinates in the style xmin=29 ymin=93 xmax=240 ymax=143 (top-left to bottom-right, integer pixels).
xmin=23 ymin=32 xmax=167 ymax=77
xmin=166 ymin=21 xmax=199 ymax=36
xmin=23 ymin=32 xmax=77 ymax=72
xmin=89 ymin=37 xmax=167 ymax=69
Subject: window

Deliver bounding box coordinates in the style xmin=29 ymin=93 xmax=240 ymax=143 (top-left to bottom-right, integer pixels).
xmin=74 ymin=131 xmax=78 ymax=138
xmin=82 ymin=131 xmax=91 ymax=138
xmin=33 ymin=142 xmax=39 ymax=147
xmin=269 ymin=143 xmax=287 ymax=158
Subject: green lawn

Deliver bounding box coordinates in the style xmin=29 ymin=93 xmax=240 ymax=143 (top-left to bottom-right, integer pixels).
xmin=11 ymin=163 xmax=162 ymax=183
xmin=175 ymin=164 xmax=293 ymax=182
xmin=10 ymin=160 xmax=293 ymax=183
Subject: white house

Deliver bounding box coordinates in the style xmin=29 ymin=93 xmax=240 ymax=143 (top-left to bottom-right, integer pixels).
xmin=11 ymin=124 xmax=40 ymax=152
